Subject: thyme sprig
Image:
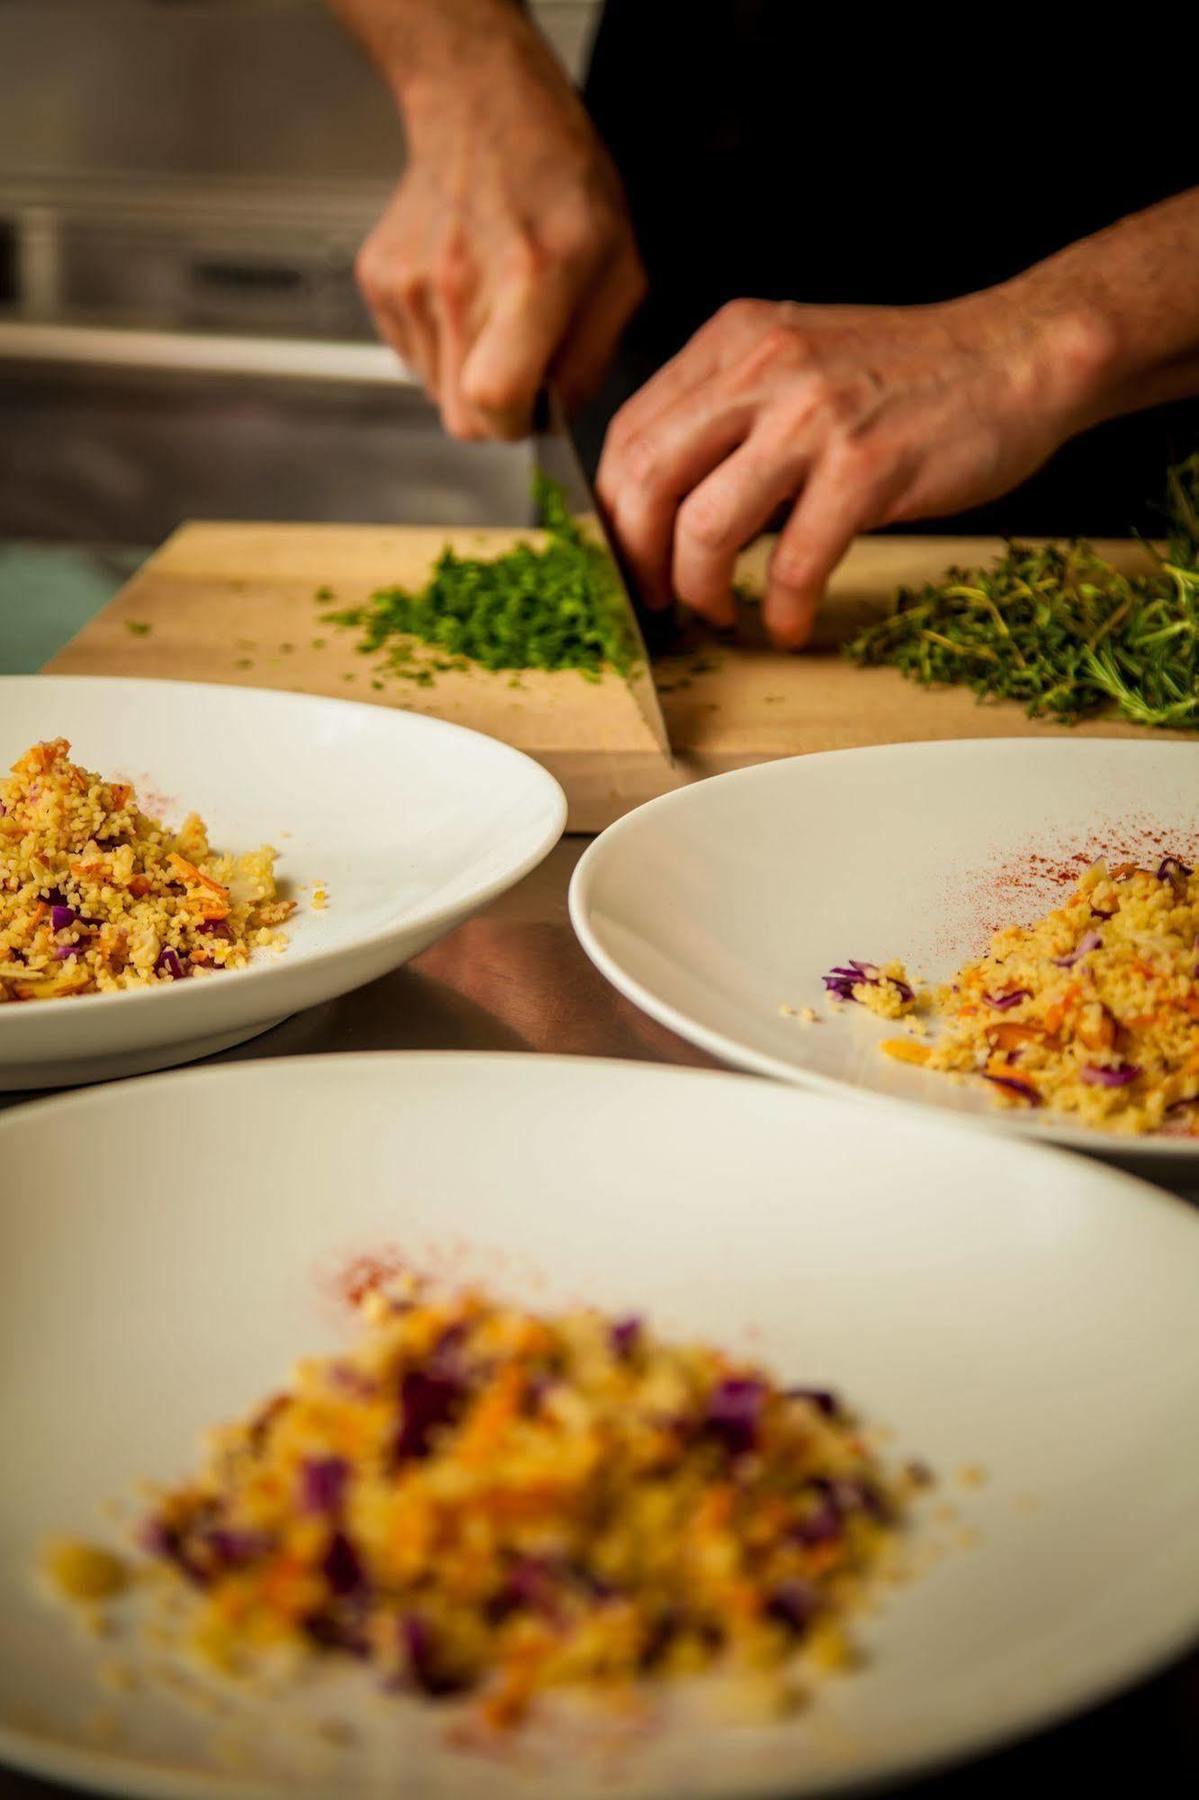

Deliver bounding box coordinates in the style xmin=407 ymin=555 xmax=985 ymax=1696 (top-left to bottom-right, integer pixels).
xmin=845 ymin=455 xmax=1199 ymax=728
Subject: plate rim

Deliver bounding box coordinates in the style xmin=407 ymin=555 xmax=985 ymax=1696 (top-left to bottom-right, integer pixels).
xmin=568 ymin=738 xmax=1199 ymax=1161
xmin=1 ymin=1051 xmax=1198 ymax=1799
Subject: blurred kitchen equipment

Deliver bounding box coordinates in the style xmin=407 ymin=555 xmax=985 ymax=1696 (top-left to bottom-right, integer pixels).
xmin=0 ymin=2 xmax=600 ymax=547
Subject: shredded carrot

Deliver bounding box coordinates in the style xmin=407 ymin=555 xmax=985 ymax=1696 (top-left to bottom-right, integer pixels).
xmin=984 ymin=1057 xmax=1037 ymax=1087
xmin=167 ymin=852 xmax=229 ymax=896
xmin=1078 ymin=1012 xmax=1117 ymax=1052
xmin=988 ymin=1022 xmax=1044 ymax=1051
xmin=880 ymin=1037 xmax=931 ymax=1066
xmin=1043 ymin=984 xmax=1080 ymax=1035
xmin=455 ymin=1365 xmax=525 ymax=1467
xmin=695 ymin=1484 xmax=735 ymax=1533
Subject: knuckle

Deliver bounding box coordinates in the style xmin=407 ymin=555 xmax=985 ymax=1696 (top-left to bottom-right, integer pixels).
xmin=677 ymin=490 xmax=733 ymax=553
xmin=547 ymin=195 xmax=603 ymax=261
xmin=759 ymin=323 xmax=805 ymax=366
xmin=803 ymin=369 xmax=844 ymax=412
xmin=734 ymin=323 xmax=808 ymax=390
xmin=714 ymin=297 xmax=759 ymax=333
xmin=839 ymin=435 xmax=888 ymax=484
xmin=770 ymin=547 xmax=814 ymax=591
xmin=621 ymin=433 xmax=664 ymax=490
xmin=432 ymin=247 xmax=473 ymax=307
xmin=603 ymin=408 xmax=636 ymax=457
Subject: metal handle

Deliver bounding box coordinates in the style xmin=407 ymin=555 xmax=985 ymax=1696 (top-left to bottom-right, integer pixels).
xmin=0 ymin=321 xmax=416 ymax=387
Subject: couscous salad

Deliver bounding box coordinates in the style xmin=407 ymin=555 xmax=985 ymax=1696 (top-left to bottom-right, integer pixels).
xmin=827 ymin=853 xmax=1199 ymax=1134
xmin=0 ymin=738 xmax=293 ymax=1002
xmin=46 ymin=1268 xmax=923 ymax=1731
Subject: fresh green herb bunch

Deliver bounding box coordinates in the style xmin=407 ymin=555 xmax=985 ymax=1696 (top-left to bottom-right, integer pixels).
xmin=325 ymin=476 xmax=638 ymax=682
xmin=845 ymin=455 xmax=1199 ymax=728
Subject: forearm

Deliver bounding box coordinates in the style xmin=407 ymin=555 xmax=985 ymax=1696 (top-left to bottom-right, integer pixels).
xmin=326 ymin=0 xmax=542 ymax=108
xmin=1006 ymin=186 xmax=1199 ymax=431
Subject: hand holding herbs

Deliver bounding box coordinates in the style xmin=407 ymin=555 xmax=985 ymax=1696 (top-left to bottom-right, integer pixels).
xmin=846 ymin=456 xmax=1199 ymax=728
xmin=323 ymin=477 xmax=639 ymax=685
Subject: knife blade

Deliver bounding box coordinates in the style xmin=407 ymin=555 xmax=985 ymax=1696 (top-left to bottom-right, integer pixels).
xmin=532 ymin=387 xmax=672 ymax=760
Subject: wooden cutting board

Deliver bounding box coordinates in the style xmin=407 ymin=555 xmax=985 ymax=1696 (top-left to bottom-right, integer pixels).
xmin=45 ymin=522 xmax=1183 ymax=829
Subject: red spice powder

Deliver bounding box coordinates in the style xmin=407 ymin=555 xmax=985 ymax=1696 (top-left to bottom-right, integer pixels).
xmin=334 ymin=1248 xmax=410 ymax=1310
xmin=941 ymin=824 xmax=1199 ymax=954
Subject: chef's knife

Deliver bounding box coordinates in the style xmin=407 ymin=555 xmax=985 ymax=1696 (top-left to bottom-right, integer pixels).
xmin=533 ymin=386 xmax=672 ymax=760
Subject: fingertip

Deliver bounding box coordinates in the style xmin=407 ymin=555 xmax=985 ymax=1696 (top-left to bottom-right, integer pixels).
xmin=442 ymin=413 xmax=486 ymax=443
xmin=763 ymin=585 xmax=819 ymax=651
xmin=640 ymin=588 xmax=674 ymax=614
xmin=682 ymin=588 xmax=737 ymax=633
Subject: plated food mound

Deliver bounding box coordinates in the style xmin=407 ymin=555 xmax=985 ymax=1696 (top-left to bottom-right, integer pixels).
xmin=0 ymin=738 xmax=293 ymax=1002
xmin=86 ymin=1271 xmax=917 ymax=1729
xmin=828 ymin=852 xmax=1199 ymax=1133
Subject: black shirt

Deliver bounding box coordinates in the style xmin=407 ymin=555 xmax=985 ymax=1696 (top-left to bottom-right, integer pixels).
xmin=583 ymin=2 xmax=1199 ymax=536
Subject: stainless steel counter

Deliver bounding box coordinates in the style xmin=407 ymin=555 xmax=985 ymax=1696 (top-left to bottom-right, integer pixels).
xmin=1 ymin=838 xmax=1196 ymax=1795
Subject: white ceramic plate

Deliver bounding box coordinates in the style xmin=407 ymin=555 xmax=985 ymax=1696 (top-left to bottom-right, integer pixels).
xmin=0 ymin=677 xmax=565 ymax=1088
xmin=571 ymin=739 xmax=1199 ymax=1164
xmin=1 ymin=1053 xmax=1197 ymax=1800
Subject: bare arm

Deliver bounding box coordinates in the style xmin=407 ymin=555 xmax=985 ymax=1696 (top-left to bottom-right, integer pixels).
xmin=597 ymin=188 xmax=1199 ymax=648
xmin=1034 ymin=186 xmax=1199 ymax=425
xmin=328 ymin=0 xmax=644 ymax=438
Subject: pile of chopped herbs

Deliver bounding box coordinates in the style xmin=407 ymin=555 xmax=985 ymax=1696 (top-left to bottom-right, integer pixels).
xmin=323 ymin=476 xmax=639 ymax=684
xmin=845 ymin=455 xmax=1199 ymax=728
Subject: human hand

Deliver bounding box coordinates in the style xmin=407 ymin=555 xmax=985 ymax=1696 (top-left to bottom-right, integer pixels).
xmin=356 ymin=15 xmax=645 ymax=440
xmin=596 ymin=292 xmax=1109 ymax=647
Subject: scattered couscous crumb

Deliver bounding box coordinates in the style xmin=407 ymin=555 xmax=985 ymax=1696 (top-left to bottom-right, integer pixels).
xmin=41 ymin=1539 xmax=131 ymax=1602
xmin=48 ymin=1268 xmax=926 ymax=1735
xmin=311 ymin=885 xmax=328 ymax=911
xmin=97 ymin=1659 xmax=139 ymax=1696
xmin=822 ymin=961 xmax=916 ymax=1021
xmin=0 ymin=739 xmax=295 ymax=1002
xmin=956 ymin=1464 xmax=987 ymax=1490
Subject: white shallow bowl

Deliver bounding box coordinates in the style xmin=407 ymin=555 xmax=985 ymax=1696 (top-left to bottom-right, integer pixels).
xmin=1 ymin=1052 xmax=1197 ymax=1800
xmin=571 ymin=738 xmax=1199 ymax=1165
xmin=0 ymin=677 xmax=565 ymax=1088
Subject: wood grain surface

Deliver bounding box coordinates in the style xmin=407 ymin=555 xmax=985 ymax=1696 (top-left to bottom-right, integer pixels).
xmin=46 ymin=523 xmax=1180 ymax=828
